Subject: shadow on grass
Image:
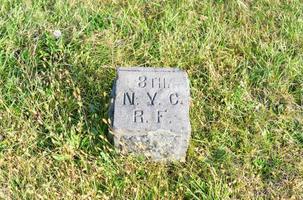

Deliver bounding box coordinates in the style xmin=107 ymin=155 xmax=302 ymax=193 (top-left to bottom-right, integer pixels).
xmin=32 ymin=32 xmax=117 ymax=157
xmin=73 ymin=66 xmax=116 ymax=156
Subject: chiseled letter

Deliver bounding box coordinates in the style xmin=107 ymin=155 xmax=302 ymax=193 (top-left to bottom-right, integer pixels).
xmin=157 ymin=110 xmax=167 ymax=123
xmin=169 ymin=93 xmax=179 ymax=105
xmin=147 ymin=92 xmax=157 ymax=105
xmin=134 ymin=110 xmax=144 ymax=123
xmin=123 ymin=92 xmax=135 ymax=105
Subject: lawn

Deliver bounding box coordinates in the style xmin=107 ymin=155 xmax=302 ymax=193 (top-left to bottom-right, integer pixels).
xmin=0 ymin=0 xmax=302 ymax=199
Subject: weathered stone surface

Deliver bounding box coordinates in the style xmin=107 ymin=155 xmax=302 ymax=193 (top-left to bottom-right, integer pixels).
xmin=109 ymin=67 xmax=191 ymax=161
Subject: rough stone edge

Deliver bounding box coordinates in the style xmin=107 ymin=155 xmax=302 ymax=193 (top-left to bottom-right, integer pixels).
xmin=113 ymin=129 xmax=189 ymax=162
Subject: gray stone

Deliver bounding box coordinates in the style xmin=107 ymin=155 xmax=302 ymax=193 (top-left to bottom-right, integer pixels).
xmin=109 ymin=67 xmax=191 ymax=161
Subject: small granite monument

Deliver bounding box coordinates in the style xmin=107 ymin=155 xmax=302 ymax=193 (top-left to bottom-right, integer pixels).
xmin=109 ymin=67 xmax=191 ymax=161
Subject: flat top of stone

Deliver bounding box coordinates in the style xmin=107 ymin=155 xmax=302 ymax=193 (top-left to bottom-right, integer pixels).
xmin=112 ymin=67 xmax=191 ymax=134
xmin=117 ymin=67 xmax=185 ymax=73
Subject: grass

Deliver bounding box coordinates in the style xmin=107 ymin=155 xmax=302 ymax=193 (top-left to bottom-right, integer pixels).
xmin=0 ymin=0 xmax=302 ymax=199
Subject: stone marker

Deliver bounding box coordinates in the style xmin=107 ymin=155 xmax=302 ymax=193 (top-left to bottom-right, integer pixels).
xmin=109 ymin=67 xmax=191 ymax=161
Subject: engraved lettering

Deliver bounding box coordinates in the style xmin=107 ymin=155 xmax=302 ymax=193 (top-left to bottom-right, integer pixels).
xmin=123 ymin=92 xmax=135 ymax=105
xmin=138 ymin=76 xmax=147 ymax=88
xmin=147 ymin=92 xmax=157 ymax=105
xmin=152 ymin=78 xmax=154 ymax=88
xmin=138 ymin=77 xmax=170 ymax=89
xmin=134 ymin=110 xmax=144 ymax=123
xmin=158 ymin=77 xmax=161 ymax=88
xmin=169 ymin=93 xmax=179 ymax=105
xmin=157 ymin=110 xmax=167 ymax=123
